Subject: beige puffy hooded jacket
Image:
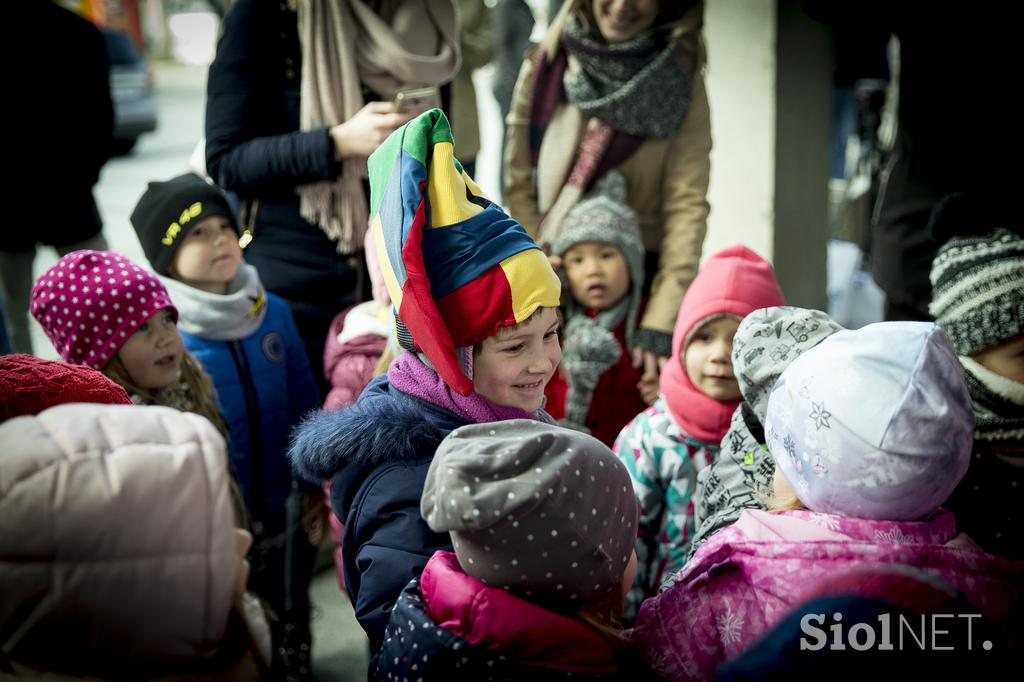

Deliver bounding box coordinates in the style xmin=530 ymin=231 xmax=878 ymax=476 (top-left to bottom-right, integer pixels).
xmin=0 ymin=403 xmax=267 ymax=679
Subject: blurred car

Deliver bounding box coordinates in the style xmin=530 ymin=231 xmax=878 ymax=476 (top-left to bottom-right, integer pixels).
xmin=102 ymin=28 xmax=157 ymax=154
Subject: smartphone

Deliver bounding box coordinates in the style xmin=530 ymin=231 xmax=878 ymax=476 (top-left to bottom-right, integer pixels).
xmin=392 ymin=87 xmax=440 ymax=114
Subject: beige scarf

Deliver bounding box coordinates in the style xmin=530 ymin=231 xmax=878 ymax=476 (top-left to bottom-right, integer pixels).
xmin=297 ymin=0 xmax=460 ymax=253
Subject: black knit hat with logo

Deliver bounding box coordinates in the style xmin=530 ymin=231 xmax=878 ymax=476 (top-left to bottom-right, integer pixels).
xmin=130 ymin=173 xmax=236 ymax=274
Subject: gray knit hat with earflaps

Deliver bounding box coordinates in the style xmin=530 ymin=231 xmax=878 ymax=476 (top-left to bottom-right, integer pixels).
xmin=551 ymin=171 xmax=646 ymax=433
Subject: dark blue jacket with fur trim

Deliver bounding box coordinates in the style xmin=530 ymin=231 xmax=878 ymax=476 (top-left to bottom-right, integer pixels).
xmin=288 ymin=375 xmax=461 ymax=652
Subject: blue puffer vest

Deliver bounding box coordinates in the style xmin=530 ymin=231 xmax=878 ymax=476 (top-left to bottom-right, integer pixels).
xmin=181 ymin=292 xmax=319 ymax=520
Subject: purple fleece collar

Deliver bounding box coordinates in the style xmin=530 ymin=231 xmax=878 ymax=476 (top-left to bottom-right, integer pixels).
xmin=388 ymin=352 xmax=545 ymax=425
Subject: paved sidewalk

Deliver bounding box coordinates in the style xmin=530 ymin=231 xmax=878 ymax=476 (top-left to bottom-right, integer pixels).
xmin=310 ymin=558 xmax=370 ymax=681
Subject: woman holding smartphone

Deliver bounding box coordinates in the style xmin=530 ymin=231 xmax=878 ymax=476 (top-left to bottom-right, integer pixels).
xmin=204 ymin=2 xmax=459 ymax=680
xmin=206 ymin=0 xmax=459 ymax=397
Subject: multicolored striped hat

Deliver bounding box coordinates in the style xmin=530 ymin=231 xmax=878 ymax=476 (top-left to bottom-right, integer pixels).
xmin=367 ymin=109 xmax=560 ymax=395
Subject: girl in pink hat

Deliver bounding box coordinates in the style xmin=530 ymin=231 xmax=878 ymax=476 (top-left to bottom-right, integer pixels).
xmin=613 ymin=245 xmax=785 ymax=619
xmin=30 ymin=249 xmax=225 ymax=435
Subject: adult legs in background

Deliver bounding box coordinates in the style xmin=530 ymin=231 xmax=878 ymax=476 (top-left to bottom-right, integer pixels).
xmin=0 ymin=233 xmax=108 ymax=355
xmin=0 ymin=249 xmax=35 ymax=354
xmin=249 ymin=497 xmax=318 ymax=682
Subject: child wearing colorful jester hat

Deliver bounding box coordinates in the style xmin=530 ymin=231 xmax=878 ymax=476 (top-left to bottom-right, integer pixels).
xmin=289 ymin=109 xmax=563 ymax=656
xmin=613 ymin=246 xmax=784 ymax=618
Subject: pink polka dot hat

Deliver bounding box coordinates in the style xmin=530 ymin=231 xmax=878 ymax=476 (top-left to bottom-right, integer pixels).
xmin=30 ymin=250 xmax=178 ymax=370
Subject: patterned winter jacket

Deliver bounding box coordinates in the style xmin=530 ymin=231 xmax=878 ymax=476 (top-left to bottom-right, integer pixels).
xmin=376 ymin=551 xmax=636 ymax=681
xmin=630 ymin=508 xmax=1023 ymax=681
xmin=613 ymin=398 xmax=716 ymax=617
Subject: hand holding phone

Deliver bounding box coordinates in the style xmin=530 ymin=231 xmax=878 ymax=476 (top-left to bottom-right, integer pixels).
xmin=330 ymin=101 xmax=416 ymax=160
xmin=391 ymin=87 xmax=440 ymax=115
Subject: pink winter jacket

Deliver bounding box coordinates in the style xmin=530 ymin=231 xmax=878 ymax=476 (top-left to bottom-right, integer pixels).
xmin=422 ymin=551 xmax=621 ymax=672
xmin=322 ymin=302 xmax=390 ymax=593
xmin=630 ymin=508 xmax=1022 ymax=681
xmin=322 ymin=302 xmax=389 ymax=412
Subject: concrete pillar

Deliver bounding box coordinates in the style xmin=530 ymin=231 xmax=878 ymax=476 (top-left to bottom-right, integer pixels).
xmin=703 ymin=0 xmax=831 ymax=309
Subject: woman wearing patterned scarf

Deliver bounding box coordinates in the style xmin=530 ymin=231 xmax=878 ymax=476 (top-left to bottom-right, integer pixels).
xmin=505 ymin=0 xmax=711 ymax=381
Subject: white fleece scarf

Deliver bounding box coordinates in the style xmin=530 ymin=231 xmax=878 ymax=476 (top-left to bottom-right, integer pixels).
xmin=160 ymin=264 xmax=269 ymax=341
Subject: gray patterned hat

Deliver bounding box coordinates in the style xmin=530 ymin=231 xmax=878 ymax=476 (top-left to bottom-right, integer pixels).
xmin=765 ymin=321 xmax=973 ymax=520
xmin=422 ymin=419 xmax=638 ymax=605
xmin=732 ymin=306 xmax=847 ymax=421
xmin=687 ymin=307 xmax=845 ymax=565
xmin=928 ymin=197 xmax=1023 ymax=356
xmin=551 ymin=170 xmax=645 ymax=350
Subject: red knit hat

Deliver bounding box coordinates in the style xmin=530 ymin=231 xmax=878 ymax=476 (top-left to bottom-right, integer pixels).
xmin=29 ymin=250 xmax=178 ymax=370
xmin=0 ymin=354 xmax=132 ymax=423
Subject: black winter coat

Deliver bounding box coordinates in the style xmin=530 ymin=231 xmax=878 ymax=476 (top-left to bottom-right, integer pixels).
xmin=205 ymin=0 xmax=360 ymax=376
xmin=16 ymin=2 xmax=112 ymax=249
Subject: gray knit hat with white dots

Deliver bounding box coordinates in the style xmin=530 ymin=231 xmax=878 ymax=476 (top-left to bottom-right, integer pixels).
xmin=927 ymin=194 xmax=1024 ymax=356
xmin=422 ymin=419 xmax=639 ymax=606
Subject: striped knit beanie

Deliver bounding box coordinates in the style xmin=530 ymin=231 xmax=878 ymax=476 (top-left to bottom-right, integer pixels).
xmin=928 ymin=194 xmax=1024 ymax=357
xmin=367 ymin=109 xmax=561 ymax=395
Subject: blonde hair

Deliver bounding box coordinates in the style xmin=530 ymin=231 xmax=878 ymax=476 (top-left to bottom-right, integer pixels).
xmin=763 ymin=468 xmax=807 ymax=513
xmin=572 ymin=587 xmax=637 ymax=666
xmin=104 ymin=351 xmax=251 ymax=529
xmin=372 ymin=344 xmax=395 ymax=378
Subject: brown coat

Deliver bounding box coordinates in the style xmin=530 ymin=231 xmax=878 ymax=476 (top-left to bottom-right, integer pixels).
xmin=504 ymin=52 xmax=712 ymax=335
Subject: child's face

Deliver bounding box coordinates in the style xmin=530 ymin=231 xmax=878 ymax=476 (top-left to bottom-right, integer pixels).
xmin=972 ymin=334 xmax=1024 ymax=384
xmin=473 ymin=307 xmax=561 ymax=412
xmin=169 ymin=215 xmax=242 ymax=294
xmin=116 ymin=309 xmax=184 ymax=390
xmin=562 ymin=242 xmax=630 ymax=311
xmin=684 ymin=316 xmax=742 ymax=401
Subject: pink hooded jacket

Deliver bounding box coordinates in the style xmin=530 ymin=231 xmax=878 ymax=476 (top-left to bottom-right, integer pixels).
xmin=322 ymin=303 xmax=388 ymax=412
xmin=630 ymin=509 xmax=1022 ymax=680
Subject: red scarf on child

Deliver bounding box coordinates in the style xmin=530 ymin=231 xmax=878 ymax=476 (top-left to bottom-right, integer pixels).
xmin=660 ymin=356 xmax=738 ymax=445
